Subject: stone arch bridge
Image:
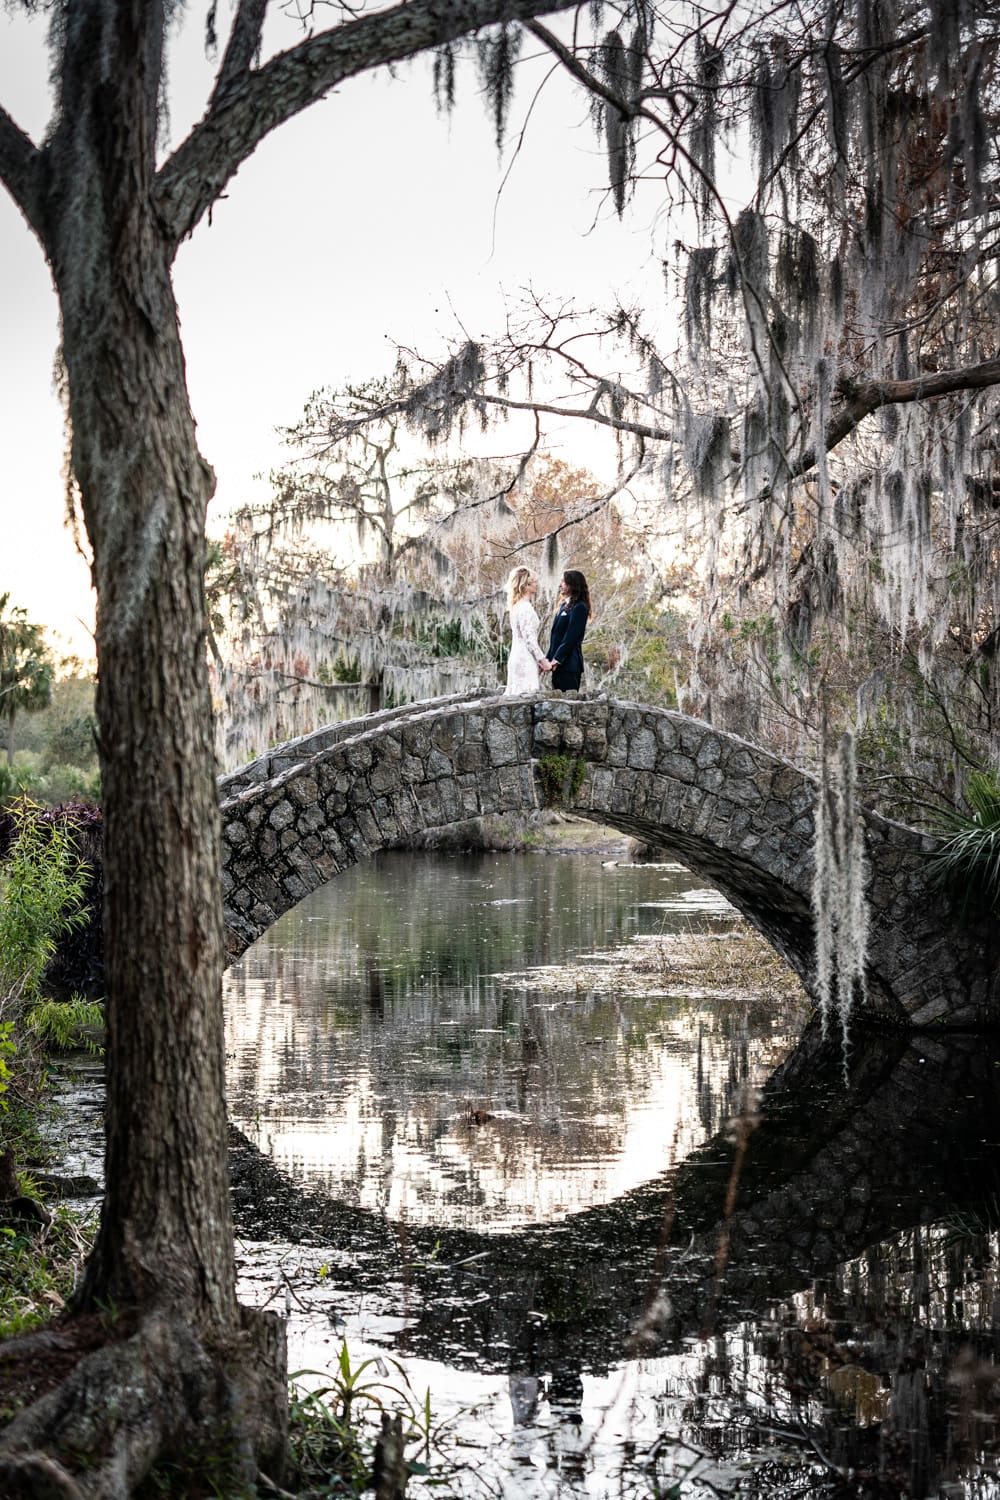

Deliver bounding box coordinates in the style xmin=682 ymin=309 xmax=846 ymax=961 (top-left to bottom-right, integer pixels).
xmin=218 ymin=692 xmax=999 ymax=1026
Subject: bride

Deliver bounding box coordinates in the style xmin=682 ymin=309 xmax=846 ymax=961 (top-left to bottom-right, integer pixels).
xmin=504 ymin=566 xmax=551 ymax=694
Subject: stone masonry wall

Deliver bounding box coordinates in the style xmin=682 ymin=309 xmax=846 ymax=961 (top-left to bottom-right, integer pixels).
xmin=220 ymin=693 xmax=1000 ymax=1024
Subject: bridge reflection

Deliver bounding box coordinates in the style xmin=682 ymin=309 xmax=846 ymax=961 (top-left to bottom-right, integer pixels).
xmin=231 ymin=1023 xmax=1000 ymax=1360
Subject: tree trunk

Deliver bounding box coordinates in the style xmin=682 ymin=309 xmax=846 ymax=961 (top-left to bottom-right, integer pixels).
xmin=45 ymin=66 xmax=234 ymax=1337
xmin=0 ymin=5 xmax=287 ymax=1486
xmin=5 ymin=712 xmax=13 ymax=768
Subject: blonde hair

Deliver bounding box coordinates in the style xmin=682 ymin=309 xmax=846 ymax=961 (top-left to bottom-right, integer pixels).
xmin=506 ymin=566 xmax=536 ymax=611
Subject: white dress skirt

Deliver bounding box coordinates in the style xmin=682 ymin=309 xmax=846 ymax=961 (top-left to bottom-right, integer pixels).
xmin=505 ymin=598 xmax=546 ymax=694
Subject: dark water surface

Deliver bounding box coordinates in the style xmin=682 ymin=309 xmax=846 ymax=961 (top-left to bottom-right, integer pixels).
xmin=223 ymin=852 xmax=1000 ymax=1498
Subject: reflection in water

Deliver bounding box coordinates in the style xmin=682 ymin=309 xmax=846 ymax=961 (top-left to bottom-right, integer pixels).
xmin=226 ymin=853 xmax=1000 ymax=1497
xmin=224 ymin=853 xmax=800 ymax=1229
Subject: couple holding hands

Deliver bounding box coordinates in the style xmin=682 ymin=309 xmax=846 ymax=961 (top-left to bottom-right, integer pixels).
xmin=504 ymin=565 xmax=591 ymax=695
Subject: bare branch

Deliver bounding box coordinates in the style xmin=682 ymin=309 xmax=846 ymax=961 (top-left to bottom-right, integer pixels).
xmin=791 ymin=356 xmax=1000 ymax=485
xmin=156 ymin=0 xmax=584 ymax=246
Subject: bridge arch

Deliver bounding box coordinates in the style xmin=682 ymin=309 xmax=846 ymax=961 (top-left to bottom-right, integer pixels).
xmin=219 ymin=694 xmax=998 ymax=1026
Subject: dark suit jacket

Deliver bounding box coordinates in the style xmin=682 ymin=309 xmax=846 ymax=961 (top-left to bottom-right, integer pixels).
xmin=547 ymin=600 xmax=589 ymax=682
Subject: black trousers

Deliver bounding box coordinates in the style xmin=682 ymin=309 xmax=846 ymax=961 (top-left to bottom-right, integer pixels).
xmin=551 ymin=668 xmax=582 ymax=691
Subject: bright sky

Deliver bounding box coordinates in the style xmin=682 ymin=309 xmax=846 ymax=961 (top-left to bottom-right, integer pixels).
xmin=0 ymin=5 xmax=670 ymax=662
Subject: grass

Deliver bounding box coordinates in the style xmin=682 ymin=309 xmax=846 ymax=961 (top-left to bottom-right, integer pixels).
xmin=0 ymin=1203 xmax=93 ymax=1350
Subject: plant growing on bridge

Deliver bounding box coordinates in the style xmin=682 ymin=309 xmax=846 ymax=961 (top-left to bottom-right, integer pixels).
xmin=537 ymin=753 xmax=587 ymax=807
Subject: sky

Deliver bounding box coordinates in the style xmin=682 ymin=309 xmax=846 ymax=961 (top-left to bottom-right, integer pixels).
xmin=0 ymin=5 xmax=671 ymax=662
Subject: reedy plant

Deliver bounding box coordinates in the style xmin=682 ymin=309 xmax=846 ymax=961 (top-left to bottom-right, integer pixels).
xmin=287 ymin=1341 xmax=458 ymax=1496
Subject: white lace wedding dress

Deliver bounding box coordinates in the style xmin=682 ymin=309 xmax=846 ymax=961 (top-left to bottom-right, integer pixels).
xmin=505 ymin=598 xmax=546 ymax=694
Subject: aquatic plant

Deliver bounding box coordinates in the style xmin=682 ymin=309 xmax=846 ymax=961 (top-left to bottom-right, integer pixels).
xmin=286 ymin=1342 xmax=455 ymax=1496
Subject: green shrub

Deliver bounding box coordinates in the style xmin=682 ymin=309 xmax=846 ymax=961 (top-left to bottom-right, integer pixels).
xmin=0 ymin=800 xmax=89 ymax=1022
xmin=929 ymin=770 xmax=1000 ymax=913
xmin=27 ymin=997 xmax=104 ymax=1055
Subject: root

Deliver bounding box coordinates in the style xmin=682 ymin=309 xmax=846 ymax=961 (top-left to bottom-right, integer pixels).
xmin=0 ymin=1305 xmax=286 ymax=1499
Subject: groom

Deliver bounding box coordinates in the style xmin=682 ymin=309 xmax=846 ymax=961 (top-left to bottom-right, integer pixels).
xmin=545 ymin=569 xmax=590 ymax=692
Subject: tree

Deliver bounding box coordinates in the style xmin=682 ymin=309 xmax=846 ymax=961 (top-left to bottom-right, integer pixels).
xmin=211 ymin=386 xmax=510 ymax=767
xmin=0 ymin=595 xmax=53 ymax=767
xmin=0 ymin=1 xmax=601 ymax=1491
xmin=324 ymin=5 xmax=1000 ymax=820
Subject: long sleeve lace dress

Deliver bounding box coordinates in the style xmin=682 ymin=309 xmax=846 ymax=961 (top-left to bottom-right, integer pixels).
xmin=504 ymin=598 xmax=546 ymax=694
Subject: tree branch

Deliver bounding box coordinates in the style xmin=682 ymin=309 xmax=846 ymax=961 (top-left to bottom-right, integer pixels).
xmin=793 ymin=355 xmax=1000 ymax=484
xmin=0 ymin=103 xmax=47 ymax=245
xmin=156 ymin=0 xmax=583 ymax=246
xmin=211 ymin=0 xmax=269 ymax=109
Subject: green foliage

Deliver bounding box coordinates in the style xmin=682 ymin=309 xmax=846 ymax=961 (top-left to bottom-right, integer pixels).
xmin=27 ymin=997 xmax=104 ymax=1055
xmin=0 ymin=595 xmax=54 ymax=757
xmin=928 ymin=770 xmax=1000 ymax=913
xmin=537 ymin=753 xmax=587 ymax=807
xmin=0 ymin=801 xmax=89 ymax=1018
xmin=288 ymin=1342 xmax=452 ymax=1497
xmin=0 ymin=1204 xmax=92 ymax=1347
xmin=0 ymin=1020 xmax=14 ymax=1106
xmin=1 ymin=671 xmax=100 ymax=806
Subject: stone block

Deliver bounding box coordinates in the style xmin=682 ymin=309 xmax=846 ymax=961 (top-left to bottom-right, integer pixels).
xmin=627 ymin=727 xmax=657 ymax=770
xmin=498 ymin=764 xmax=524 ymax=805
xmin=268 ymin=799 xmax=295 ymax=831
xmin=354 ymin=807 xmax=381 ymax=846
xmin=589 ymin=767 xmax=613 ymax=813
xmin=656 ymin=751 xmax=696 ymax=782
xmin=345 ymin=742 xmax=373 ymax=772
xmin=297 ymin=804 xmax=325 ymax=835
xmin=225 ymin=819 xmax=249 ymax=845
xmin=283 ymin=866 xmax=318 ymax=902
xmin=416 ymin=783 xmax=442 ymax=824
xmin=426 ymin=748 xmax=453 ymax=779
xmin=250 ymin=902 xmax=276 ymax=931
xmin=247 ymin=872 xmax=282 ymax=908
xmin=486 ymin=719 xmax=519 ymax=765
xmin=288 ymin=775 xmax=319 ymax=808
xmin=695 ymin=736 xmax=721 ymax=770
xmin=438 ymin=778 xmax=463 ymax=822
xmin=532 ymin=720 xmax=562 ymax=751
xmin=370 ymin=761 xmax=402 ymax=795
xmin=455 ymin=742 xmax=489 ymax=773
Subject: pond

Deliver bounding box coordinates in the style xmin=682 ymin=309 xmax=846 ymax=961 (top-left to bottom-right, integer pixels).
xmin=222 ymin=851 xmax=1000 ymax=1498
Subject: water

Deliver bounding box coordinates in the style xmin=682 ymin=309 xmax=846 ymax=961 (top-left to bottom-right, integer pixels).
xmin=222 ymin=851 xmax=1000 ymax=1498
xmin=223 ymin=853 xmax=794 ymax=1231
